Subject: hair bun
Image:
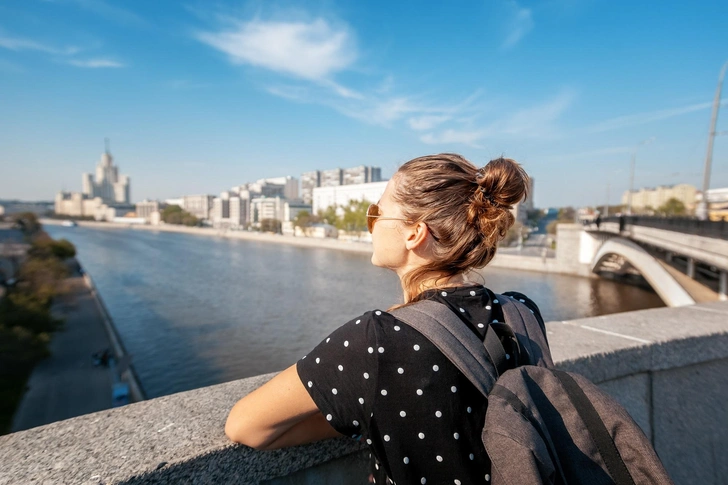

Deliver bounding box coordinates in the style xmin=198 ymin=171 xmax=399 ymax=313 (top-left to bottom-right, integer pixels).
xmin=474 ymin=157 xmax=529 ymax=211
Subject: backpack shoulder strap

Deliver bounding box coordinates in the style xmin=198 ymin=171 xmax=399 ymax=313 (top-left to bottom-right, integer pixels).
xmin=553 ymin=370 xmax=637 ymax=485
xmin=496 ymin=294 xmax=554 ymax=368
xmin=391 ymin=300 xmax=508 ymax=398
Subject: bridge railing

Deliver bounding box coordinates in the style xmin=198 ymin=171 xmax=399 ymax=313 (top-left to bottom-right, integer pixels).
xmin=603 ymin=215 xmax=728 ymax=240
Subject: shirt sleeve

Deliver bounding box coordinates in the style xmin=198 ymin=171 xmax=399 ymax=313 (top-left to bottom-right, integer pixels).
xmin=296 ymin=311 xmax=381 ymax=439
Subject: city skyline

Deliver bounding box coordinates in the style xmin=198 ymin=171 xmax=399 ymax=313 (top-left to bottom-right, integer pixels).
xmin=1 ymin=0 xmax=727 ymax=207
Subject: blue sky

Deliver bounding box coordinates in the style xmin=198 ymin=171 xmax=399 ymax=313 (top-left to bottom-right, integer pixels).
xmin=0 ymin=0 xmax=726 ymax=208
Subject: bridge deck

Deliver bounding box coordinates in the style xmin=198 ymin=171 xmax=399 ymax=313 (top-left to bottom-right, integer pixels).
xmin=657 ymin=260 xmax=720 ymax=303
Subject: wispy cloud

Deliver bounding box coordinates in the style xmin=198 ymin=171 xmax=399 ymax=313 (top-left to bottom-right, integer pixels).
xmin=196 ymin=18 xmax=356 ymax=82
xmin=66 ymin=58 xmax=124 ymax=68
xmin=0 ymin=35 xmax=79 ymax=55
xmin=60 ymin=0 xmax=147 ymax=27
xmin=421 ymin=129 xmax=488 ymax=146
xmin=502 ymin=1 xmax=534 ymax=49
xmin=408 ymin=115 xmax=451 ymax=131
xmin=196 ymin=11 xmax=565 ymax=148
xmin=0 ymin=32 xmax=124 ymax=68
xmin=420 ymin=90 xmax=576 ymax=147
xmin=587 ymin=100 xmax=727 ymax=133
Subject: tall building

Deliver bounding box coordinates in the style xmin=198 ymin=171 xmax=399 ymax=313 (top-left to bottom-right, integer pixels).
xmin=343 ymin=165 xmax=382 ymax=185
xmin=55 ymin=146 xmax=133 ymax=220
xmin=321 ymin=168 xmax=343 ymax=187
xmin=237 ymin=177 xmax=299 ymax=201
xmin=211 ymin=191 xmax=249 ymax=229
xmin=302 ymin=165 xmax=382 ymax=205
xmin=181 ymin=195 xmax=215 ymax=220
xmin=301 ymin=171 xmax=321 ymax=205
xmin=82 ymin=150 xmax=131 ymax=204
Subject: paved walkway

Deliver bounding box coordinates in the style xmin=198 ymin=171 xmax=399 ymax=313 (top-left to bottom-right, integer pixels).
xmin=10 ymin=268 xmax=114 ymax=432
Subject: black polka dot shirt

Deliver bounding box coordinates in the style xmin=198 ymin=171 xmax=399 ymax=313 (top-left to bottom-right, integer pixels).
xmin=297 ymin=285 xmax=545 ymax=485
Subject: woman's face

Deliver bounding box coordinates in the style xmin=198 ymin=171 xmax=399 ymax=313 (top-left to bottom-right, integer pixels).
xmin=370 ymin=176 xmax=410 ymax=272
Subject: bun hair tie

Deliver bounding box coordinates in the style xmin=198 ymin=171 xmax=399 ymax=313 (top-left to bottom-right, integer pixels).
xmin=479 ymin=187 xmax=500 ymax=208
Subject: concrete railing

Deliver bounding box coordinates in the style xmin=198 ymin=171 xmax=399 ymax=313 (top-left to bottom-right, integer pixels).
xmin=2 ymin=301 xmax=727 ymax=485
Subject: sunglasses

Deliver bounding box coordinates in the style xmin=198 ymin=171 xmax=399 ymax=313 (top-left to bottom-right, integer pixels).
xmin=366 ymin=203 xmax=411 ymax=234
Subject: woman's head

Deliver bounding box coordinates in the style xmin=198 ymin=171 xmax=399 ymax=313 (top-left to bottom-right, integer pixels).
xmin=384 ymin=153 xmax=529 ymax=301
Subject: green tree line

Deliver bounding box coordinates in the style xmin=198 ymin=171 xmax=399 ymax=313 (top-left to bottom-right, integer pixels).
xmin=161 ymin=205 xmax=199 ymax=226
xmin=1 ymin=213 xmax=76 ymax=434
xmin=294 ymin=200 xmax=371 ymax=234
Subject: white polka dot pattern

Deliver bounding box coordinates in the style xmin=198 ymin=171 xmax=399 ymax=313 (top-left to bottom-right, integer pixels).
xmin=295 ymin=288 xmax=542 ymax=485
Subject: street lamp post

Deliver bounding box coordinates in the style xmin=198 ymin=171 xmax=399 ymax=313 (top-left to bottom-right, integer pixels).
xmin=697 ymin=61 xmax=728 ymax=221
xmin=626 ymin=137 xmax=655 ymax=215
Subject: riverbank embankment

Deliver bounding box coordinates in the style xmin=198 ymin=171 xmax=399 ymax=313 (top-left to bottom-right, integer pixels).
xmin=10 ymin=263 xmax=144 ymax=432
xmin=41 ymin=219 xmax=575 ymax=276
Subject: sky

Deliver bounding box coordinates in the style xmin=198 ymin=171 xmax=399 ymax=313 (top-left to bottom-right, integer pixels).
xmin=0 ymin=0 xmax=726 ymax=208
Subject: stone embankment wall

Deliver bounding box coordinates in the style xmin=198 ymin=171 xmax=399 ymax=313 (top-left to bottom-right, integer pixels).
xmin=1 ymin=301 xmax=726 ymax=485
xmin=82 ymin=271 xmax=146 ymax=402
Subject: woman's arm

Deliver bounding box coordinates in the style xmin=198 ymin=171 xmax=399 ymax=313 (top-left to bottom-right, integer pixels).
xmin=225 ymin=363 xmax=342 ymax=450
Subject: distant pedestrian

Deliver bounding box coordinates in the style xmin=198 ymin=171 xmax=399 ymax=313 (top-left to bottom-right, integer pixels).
xmin=619 ymin=214 xmax=626 ymax=233
xmin=595 ymin=213 xmax=602 ymax=230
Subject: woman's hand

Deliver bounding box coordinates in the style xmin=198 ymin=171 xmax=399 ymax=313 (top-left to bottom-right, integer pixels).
xmin=225 ymin=363 xmax=342 ymax=450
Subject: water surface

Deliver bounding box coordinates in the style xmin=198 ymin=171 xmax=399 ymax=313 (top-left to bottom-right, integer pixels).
xmin=46 ymin=225 xmax=664 ymax=398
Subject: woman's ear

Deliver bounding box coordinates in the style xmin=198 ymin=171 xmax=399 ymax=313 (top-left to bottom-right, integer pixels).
xmin=404 ymin=222 xmax=431 ymax=251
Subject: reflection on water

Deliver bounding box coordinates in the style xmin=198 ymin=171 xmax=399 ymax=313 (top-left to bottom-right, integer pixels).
xmin=46 ymin=225 xmax=664 ymax=398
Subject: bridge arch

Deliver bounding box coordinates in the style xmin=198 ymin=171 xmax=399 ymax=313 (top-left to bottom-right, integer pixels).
xmin=592 ymin=238 xmax=695 ymax=307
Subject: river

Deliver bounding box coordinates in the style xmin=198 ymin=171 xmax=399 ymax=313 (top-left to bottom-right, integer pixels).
xmin=45 ymin=225 xmax=664 ymax=398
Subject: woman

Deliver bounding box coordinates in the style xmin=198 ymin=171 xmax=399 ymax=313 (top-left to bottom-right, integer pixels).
xmin=225 ymin=153 xmax=548 ymax=484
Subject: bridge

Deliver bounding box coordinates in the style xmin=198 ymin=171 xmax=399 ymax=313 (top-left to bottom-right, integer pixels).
xmin=584 ymin=216 xmax=728 ymax=306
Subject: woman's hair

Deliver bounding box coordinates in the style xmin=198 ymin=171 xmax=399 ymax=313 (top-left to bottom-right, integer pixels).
xmin=392 ymin=153 xmax=529 ymax=302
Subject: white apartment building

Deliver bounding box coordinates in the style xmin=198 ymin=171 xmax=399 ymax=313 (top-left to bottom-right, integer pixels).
xmin=181 ymin=195 xmax=214 ymax=220
xmin=211 ymin=191 xmax=249 ymax=229
xmin=135 ymin=200 xmax=167 ymax=224
xmin=301 ymin=165 xmax=382 ymax=204
xmin=239 ymin=176 xmax=299 ymax=201
xmin=621 ymin=184 xmax=697 ymax=213
xmin=250 ymin=196 xmax=285 ymax=226
xmin=312 ymin=181 xmax=388 ymax=215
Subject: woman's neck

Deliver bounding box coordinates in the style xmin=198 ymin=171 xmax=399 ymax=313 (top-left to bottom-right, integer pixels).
xmin=401 ymin=272 xmax=470 ymax=302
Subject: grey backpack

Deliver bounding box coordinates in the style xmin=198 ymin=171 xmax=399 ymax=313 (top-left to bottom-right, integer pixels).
xmin=392 ymin=296 xmax=674 ymax=485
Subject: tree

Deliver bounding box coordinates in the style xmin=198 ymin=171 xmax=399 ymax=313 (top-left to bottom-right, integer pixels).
xmin=161 ymin=205 xmax=199 ymax=226
xmin=260 ymin=218 xmax=282 ymax=234
xmin=293 ymin=211 xmax=321 ymax=236
xmin=656 ymin=198 xmax=686 ymax=217
xmin=557 ymin=207 xmax=576 ymax=222
xmin=341 ymin=199 xmax=369 ymax=234
xmin=28 ymin=236 xmax=76 ymax=260
xmin=12 ymin=212 xmax=41 ymax=236
xmin=317 ymin=205 xmax=340 ymax=227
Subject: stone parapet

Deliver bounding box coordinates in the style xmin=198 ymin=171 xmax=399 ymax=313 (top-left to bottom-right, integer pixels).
xmin=2 ymin=302 xmax=727 ymax=485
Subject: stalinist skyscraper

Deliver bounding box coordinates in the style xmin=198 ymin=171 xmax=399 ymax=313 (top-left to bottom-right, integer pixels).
xmin=55 ymin=140 xmax=132 ymax=218
xmin=81 ymin=140 xmax=131 ymax=204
